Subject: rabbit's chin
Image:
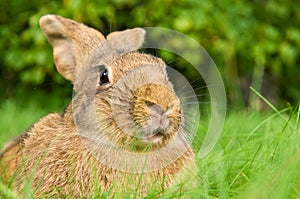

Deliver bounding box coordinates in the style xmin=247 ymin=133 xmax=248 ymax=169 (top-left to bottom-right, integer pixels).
xmin=123 ymin=130 xmax=175 ymax=152
xmin=138 ymin=130 xmax=165 ymax=145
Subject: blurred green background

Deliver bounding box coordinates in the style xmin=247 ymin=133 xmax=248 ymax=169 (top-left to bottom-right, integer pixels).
xmin=0 ymin=1 xmax=300 ymax=197
xmin=0 ymin=0 xmax=299 ymax=111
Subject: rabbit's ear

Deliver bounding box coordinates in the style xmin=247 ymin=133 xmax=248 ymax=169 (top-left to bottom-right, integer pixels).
xmin=39 ymin=15 xmax=105 ymax=82
xmin=106 ymin=28 xmax=145 ymax=53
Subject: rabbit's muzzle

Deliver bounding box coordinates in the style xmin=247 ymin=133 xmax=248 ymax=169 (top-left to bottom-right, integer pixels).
xmin=129 ymin=83 xmax=182 ymax=150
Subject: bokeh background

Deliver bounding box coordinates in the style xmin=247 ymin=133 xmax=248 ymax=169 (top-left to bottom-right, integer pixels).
xmin=0 ymin=1 xmax=299 ymax=197
xmin=0 ymin=0 xmax=299 ymax=137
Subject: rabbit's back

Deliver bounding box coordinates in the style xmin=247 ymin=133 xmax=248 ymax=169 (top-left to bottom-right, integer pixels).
xmin=0 ymin=110 xmax=195 ymax=197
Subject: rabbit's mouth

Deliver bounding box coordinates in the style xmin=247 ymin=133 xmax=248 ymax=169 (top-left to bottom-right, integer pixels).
xmin=142 ymin=130 xmax=165 ymax=144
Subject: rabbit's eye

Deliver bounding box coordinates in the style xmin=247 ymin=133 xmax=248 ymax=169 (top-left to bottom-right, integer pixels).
xmin=99 ymin=66 xmax=109 ymax=86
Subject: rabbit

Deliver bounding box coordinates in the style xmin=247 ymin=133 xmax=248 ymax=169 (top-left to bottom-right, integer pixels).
xmin=0 ymin=15 xmax=197 ymax=198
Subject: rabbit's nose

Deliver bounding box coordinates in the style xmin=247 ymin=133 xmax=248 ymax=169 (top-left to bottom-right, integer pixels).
xmin=145 ymin=101 xmax=165 ymax=116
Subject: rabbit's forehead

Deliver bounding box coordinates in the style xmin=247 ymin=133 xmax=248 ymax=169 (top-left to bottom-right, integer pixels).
xmin=79 ymin=50 xmax=168 ymax=87
xmin=110 ymin=53 xmax=166 ymax=73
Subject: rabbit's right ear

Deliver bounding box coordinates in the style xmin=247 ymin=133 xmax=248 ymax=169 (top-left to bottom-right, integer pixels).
xmin=106 ymin=28 xmax=145 ymax=53
xmin=39 ymin=15 xmax=106 ymax=82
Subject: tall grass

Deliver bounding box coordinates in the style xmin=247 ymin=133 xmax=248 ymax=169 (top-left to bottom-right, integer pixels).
xmin=195 ymin=106 xmax=299 ymax=198
xmin=0 ymin=93 xmax=299 ymax=198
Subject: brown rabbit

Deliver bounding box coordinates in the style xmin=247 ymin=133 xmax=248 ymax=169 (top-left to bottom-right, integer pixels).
xmin=0 ymin=15 xmax=196 ymax=198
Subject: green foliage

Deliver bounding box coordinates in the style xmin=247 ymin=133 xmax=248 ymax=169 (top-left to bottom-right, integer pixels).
xmin=0 ymin=0 xmax=299 ymax=106
xmin=1 ymin=2 xmax=300 ymax=197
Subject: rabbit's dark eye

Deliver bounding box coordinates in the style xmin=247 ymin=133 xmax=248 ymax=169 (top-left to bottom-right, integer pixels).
xmin=99 ymin=66 xmax=109 ymax=86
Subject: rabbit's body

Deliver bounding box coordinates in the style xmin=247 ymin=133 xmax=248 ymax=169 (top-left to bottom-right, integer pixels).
xmin=0 ymin=15 xmax=196 ymax=197
xmin=1 ymin=110 xmax=194 ymax=197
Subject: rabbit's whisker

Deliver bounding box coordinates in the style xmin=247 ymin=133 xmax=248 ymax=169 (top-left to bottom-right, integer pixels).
xmin=181 ymin=101 xmax=212 ymax=105
xmin=166 ymin=58 xmax=181 ymax=66
xmin=177 ymin=83 xmax=223 ymax=95
xmin=179 ymin=94 xmax=210 ymax=100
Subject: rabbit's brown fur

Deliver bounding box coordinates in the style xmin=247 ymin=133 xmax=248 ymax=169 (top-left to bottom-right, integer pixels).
xmin=0 ymin=15 xmax=196 ymax=197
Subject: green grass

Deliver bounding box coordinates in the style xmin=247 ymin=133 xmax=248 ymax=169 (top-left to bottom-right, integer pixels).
xmin=0 ymin=94 xmax=299 ymax=198
xmin=195 ymin=107 xmax=300 ymax=198
xmin=0 ymin=90 xmax=70 ymax=149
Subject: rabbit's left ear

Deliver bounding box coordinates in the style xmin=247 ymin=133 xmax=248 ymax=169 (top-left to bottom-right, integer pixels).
xmin=39 ymin=15 xmax=106 ymax=82
xmin=106 ymin=28 xmax=146 ymax=53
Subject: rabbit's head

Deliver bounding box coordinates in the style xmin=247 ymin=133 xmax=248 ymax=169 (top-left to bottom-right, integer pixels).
xmin=40 ymin=15 xmax=185 ymax=152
